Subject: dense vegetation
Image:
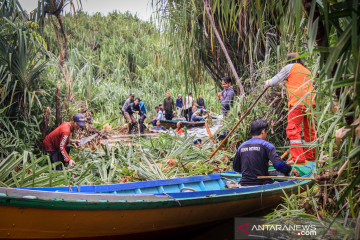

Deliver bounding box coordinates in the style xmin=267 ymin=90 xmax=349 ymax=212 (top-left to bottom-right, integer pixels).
xmin=0 ymin=0 xmax=228 ymax=186
xmin=0 ymin=0 xmax=359 ymax=237
xmin=153 ymin=0 xmax=359 ymax=236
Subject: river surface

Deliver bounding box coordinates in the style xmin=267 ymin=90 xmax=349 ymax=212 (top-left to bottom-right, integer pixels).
xmin=185 ymin=119 xmax=222 ymax=140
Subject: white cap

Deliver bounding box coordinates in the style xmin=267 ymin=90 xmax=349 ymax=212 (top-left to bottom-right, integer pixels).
xmin=178 ymin=94 xmax=182 ymax=97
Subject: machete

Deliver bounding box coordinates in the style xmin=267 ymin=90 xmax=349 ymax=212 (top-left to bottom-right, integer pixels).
xmin=79 ymin=133 xmax=98 ymax=147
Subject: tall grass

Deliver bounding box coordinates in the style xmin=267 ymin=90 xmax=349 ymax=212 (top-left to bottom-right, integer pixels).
xmin=155 ymin=0 xmax=360 ymax=236
xmin=42 ymin=11 xmax=222 ymax=127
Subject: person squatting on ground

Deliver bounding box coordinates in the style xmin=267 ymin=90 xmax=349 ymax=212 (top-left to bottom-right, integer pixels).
xmin=163 ymin=92 xmax=175 ymax=120
xmin=42 ymin=113 xmax=86 ymax=170
xmin=191 ymin=109 xmax=208 ymax=122
xmin=125 ymin=97 xmax=143 ymax=134
xmin=232 ymin=119 xmax=299 ymax=186
xmin=176 ymin=94 xmax=183 ymax=118
xmin=151 ymin=106 xmax=162 ymax=126
xmin=265 ymin=53 xmax=316 ymax=164
xmin=218 ymin=77 xmax=235 ymax=117
xmin=184 ymin=92 xmax=194 ymax=121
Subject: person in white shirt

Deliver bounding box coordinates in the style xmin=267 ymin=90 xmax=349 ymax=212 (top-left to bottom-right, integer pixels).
xmin=184 ymin=92 xmax=194 ymax=121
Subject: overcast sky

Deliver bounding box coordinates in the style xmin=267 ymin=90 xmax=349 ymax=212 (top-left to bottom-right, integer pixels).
xmin=18 ymin=0 xmax=153 ymax=21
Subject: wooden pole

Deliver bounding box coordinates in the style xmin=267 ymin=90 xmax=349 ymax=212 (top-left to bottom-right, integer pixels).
xmin=208 ymin=87 xmax=270 ymax=159
xmin=205 ymin=119 xmax=216 ymax=143
xmin=280 ymin=150 xmax=289 ymax=159
xmin=335 ymin=159 xmax=349 ymax=183
xmin=257 ymin=176 xmax=316 ymax=181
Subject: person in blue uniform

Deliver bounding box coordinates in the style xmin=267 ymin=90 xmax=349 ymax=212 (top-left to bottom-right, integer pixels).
xmin=233 ymin=119 xmax=299 ymax=186
xmin=138 ymin=99 xmax=147 ymax=133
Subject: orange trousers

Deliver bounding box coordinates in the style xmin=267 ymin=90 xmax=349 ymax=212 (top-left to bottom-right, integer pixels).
xmin=286 ymin=106 xmax=316 ymax=163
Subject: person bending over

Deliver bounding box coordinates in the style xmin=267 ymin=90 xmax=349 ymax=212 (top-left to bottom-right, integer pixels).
xmin=191 ymin=109 xmax=209 ymax=122
xmin=232 ymin=119 xmax=299 ymax=186
xmin=265 ymin=53 xmax=316 ymax=164
xmin=42 ymin=113 xmax=85 ymax=170
xmin=125 ymin=97 xmax=143 ymax=134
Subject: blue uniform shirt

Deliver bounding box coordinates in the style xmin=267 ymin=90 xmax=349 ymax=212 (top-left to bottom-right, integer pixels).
xmin=233 ymin=138 xmax=292 ymax=186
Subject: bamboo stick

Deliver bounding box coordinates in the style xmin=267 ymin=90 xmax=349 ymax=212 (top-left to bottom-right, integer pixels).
xmin=280 ymin=150 xmax=289 ymax=159
xmin=205 ymin=119 xmax=216 ymax=143
xmin=335 ymin=159 xmax=349 ymax=183
xmin=257 ymin=176 xmax=316 ymax=181
xmin=208 ymin=87 xmax=269 ymax=159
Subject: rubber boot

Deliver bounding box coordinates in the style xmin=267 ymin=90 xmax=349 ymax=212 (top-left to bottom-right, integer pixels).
xmin=128 ymin=123 xmax=134 ymax=134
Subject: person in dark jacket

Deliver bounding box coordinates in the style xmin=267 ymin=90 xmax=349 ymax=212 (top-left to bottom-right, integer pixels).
xmin=176 ymin=94 xmax=183 ymax=118
xmin=233 ymin=119 xmax=299 ymax=186
xmin=218 ymin=77 xmax=235 ymax=117
xmin=163 ymin=92 xmax=175 ymax=120
xmin=121 ymin=93 xmax=134 ymax=115
xmin=125 ymin=98 xmax=143 ymax=134
xmin=196 ymin=94 xmax=206 ymax=110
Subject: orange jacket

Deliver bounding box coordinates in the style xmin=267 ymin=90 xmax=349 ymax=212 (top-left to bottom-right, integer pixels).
xmin=269 ymin=63 xmax=315 ymax=107
xmin=175 ymin=128 xmax=184 ymax=134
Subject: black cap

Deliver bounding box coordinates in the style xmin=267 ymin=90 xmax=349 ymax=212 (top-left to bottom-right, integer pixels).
xmin=73 ymin=113 xmax=86 ymax=127
xmin=130 ymin=93 xmax=135 ymax=97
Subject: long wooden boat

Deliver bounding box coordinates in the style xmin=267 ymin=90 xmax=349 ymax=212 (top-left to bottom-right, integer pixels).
xmin=160 ymin=119 xmax=205 ymax=129
xmin=0 ymin=162 xmax=315 ymax=239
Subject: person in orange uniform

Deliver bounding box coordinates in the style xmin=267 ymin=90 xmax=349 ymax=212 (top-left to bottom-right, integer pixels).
xmin=265 ymin=53 xmax=316 ymax=164
xmin=42 ymin=113 xmax=86 ymax=170
xmin=174 ymin=121 xmax=184 ymax=134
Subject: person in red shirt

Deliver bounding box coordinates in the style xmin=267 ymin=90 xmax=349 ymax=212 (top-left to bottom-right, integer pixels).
xmin=42 ymin=113 xmax=86 ymax=170
xmin=174 ymin=121 xmax=184 ymax=134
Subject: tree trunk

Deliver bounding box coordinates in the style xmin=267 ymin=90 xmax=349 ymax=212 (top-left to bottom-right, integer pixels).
xmin=51 ymin=13 xmax=72 ymax=113
xmin=203 ymin=0 xmax=245 ymax=96
xmin=50 ymin=16 xmax=64 ymax=66
xmin=55 ymin=81 xmax=61 ymax=126
xmin=56 ymin=14 xmax=68 ymax=62
xmin=41 ymin=107 xmax=51 ymax=139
